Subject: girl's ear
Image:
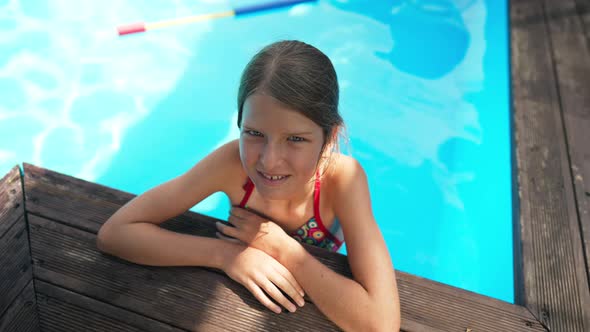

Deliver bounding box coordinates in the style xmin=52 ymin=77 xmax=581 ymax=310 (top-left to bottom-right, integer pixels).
xmin=320 ymin=126 xmax=340 ymax=161
xmin=318 ymin=126 xmax=341 ymax=178
xmin=326 ymin=126 xmax=341 ymax=151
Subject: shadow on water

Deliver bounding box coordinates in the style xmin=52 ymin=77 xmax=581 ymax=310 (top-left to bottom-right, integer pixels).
xmin=330 ymin=0 xmax=474 ymax=79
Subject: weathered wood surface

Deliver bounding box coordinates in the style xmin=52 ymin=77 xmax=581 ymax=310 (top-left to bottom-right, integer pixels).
xmin=0 ymin=166 xmax=24 ymax=246
xmin=36 ymin=280 xmax=186 ymax=332
xmin=545 ymin=0 xmax=590 ymax=289
xmin=575 ymin=4 xmax=590 ymax=229
xmin=29 ymin=213 xmax=340 ymax=332
xmin=0 ymin=215 xmax=31 ymax=316
xmin=23 ymin=163 xmax=546 ymax=331
xmin=511 ymin=0 xmax=590 ymax=331
xmin=0 ymin=166 xmax=40 ymax=332
xmin=0 ymin=282 xmax=40 ymax=332
xmin=577 ymin=0 xmax=590 ymax=45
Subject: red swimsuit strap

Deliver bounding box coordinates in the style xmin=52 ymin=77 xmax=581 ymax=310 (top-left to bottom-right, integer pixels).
xmin=313 ymin=171 xmax=322 ymax=224
xmin=239 ymin=178 xmax=254 ymax=208
xmin=312 ymin=172 xmax=343 ymax=247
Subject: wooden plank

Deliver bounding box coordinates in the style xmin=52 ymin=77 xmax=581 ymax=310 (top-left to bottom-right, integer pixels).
xmin=0 ymin=166 xmax=24 ymax=240
xmin=35 ymin=280 xmax=185 ymax=332
xmin=576 ymin=0 xmax=590 ymax=45
xmin=28 ymin=214 xmax=341 ymax=331
xmin=0 ymin=166 xmax=27 ymax=316
xmin=577 ymin=2 xmax=590 ymax=251
xmin=24 ymin=164 xmax=547 ymax=331
xmin=28 ymin=213 xmax=546 ymax=332
xmin=511 ymin=0 xmax=590 ymax=331
xmin=394 ymin=272 xmax=544 ymax=332
xmin=0 ymin=281 xmax=40 ymax=332
xmin=22 ymin=163 xmax=136 ymax=234
xmin=0 ymin=216 xmax=33 ymax=316
xmin=0 ymin=165 xmax=38 ymax=330
xmin=545 ymin=0 xmax=590 ymax=304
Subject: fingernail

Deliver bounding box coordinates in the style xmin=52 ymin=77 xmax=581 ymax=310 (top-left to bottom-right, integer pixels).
xmin=288 ymin=305 xmax=296 ymax=313
xmin=298 ymin=299 xmax=305 ymax=307
xmin=275 ymin=308 xmax=282 ymax=314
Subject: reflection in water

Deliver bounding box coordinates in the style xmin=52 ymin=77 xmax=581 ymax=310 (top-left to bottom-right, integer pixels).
xmin=326 ymin=0 xmax=486 ymax=211
xmin=0 ymin=0 xmax=212 ymax=179
xmin=331 ymin=0 xmax=476 ymax=79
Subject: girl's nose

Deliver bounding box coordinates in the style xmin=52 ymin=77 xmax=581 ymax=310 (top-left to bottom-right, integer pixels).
xmin=259 ymin=142 xmax=283 ymax=170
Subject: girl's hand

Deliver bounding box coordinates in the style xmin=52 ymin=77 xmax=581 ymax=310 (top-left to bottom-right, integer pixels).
xmin=221 ymin=246 xmax=306 ymax=314
xmin=216 ymin=207 xmax=295 ymax=259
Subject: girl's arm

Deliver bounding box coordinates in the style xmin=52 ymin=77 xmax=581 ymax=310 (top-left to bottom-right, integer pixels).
xmin=96 ymin=140 xmax=305 ymax=313
xmin=218 ymin=156 xmax=400 ymax=331
xmin=282 ymin=158 xmax=400 ymax=331
xmin=97 ymin=140 xmax=240 ymax=266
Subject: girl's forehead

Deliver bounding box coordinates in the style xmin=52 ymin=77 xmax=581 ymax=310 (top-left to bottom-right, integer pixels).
xmin=243 ymin=94 xmax=320 ymax=132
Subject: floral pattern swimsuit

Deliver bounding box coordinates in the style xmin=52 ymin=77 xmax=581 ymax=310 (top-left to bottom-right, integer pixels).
xmin=238 ymin=173 xmax=344 ymax=252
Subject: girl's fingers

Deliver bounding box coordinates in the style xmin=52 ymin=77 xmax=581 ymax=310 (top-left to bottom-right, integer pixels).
xmin=268 ymin=271 xmax=306 ymax=308
xmin=258 ymin=277 xmax=297 ymax=313
xmin=229 ymin=211 xmax=249 ymax=226
xmin=216 ymin=222 xmax=238 ymax=238
xmin=228 ymin=215 xmax=245 ymax=229
xmin=230 ymin=206 xmax=249 ymax=218
xmin=231 ymin=207 xmax=263 ymax=223
xmin=270 ymin=262 xmax=305 ymax=301
xmin=215 ymin=231 xmax=242 ymax=244
xmin=245 ymin=281 xmax=282 ymax=314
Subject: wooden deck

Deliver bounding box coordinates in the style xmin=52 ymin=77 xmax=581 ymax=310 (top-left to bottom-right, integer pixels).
xmin=512 ymin=0 xmax=590 ymax=331
xmin=0 ymin=0 xmax=589 ymax=331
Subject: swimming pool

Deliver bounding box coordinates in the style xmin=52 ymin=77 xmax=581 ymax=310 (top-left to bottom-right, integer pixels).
xmin=0 ymin=0 xmax=512 ymax=302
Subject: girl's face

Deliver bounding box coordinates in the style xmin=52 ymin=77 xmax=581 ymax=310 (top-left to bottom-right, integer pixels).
xmin=239 ymin=93 xmax=325 ymax=201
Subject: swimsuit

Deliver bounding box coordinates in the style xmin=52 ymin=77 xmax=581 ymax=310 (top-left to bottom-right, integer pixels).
xmin=238 ymin=173 xmax=344 ymax=252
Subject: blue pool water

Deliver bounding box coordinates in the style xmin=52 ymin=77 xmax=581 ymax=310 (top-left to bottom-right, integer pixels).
xmin=0 ymin=0 xmax=512 ymax=302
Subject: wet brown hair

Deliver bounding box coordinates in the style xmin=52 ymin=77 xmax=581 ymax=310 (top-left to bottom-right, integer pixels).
xmin=237 ymin=40 xmax=344 ymax=169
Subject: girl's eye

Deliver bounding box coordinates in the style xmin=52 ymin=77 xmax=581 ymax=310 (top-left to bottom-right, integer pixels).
xmin=246 ymin=130 xmax=263 ymax=137
xmin=288 ymin=136 xmax=305 ymax=142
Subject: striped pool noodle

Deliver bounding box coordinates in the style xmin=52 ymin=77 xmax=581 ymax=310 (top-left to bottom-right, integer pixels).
xmin=234 ymin=0 xmax=317 ymax=16
xmin=117 ymin=0 xmax=318 ymax=36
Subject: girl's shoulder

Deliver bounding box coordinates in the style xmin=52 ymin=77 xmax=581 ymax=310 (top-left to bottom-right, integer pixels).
xmin=209 ymin=139 xmax=246 ymax=185
xmin=325 ymin=154 xmax=363 ymax=182
xmin=322 ymin=154 xmax=366 ymax=200
xmin=179 ymin=139 xmax=245 ymax=196
xmin=213 ymin=139 xmax=242 ymax=165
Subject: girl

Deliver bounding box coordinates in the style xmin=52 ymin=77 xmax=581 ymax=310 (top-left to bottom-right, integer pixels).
xmin=97 ymin=40 xmax=400 ymax=331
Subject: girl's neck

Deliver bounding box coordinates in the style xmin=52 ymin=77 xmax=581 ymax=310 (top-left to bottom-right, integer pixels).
xmin=256 ymin=177 xmax=316 ymax=214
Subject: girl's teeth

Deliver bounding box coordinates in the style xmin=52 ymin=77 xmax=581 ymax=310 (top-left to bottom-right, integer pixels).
xmin=263 ymin=173 xmax=286 ymax=180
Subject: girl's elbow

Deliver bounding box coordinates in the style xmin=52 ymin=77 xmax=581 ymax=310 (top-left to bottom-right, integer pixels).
xmin=96 ymin=223 xmax=114 ymax=253
xmin=368 ymin=317 xmax=400 ymax=332
xmin=387 ymin=306 xmax=401 ymax=331
xmin=389 ymin=311 xmax=401 ymax=332
xmin=369 ymin=304 xmax=400 ymax=332
xmin=389 ymin=317 xmax=401 ymax=332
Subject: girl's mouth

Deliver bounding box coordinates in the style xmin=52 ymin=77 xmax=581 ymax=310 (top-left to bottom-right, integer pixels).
xmin=258 ymin=171 xmax=290 ymax=184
